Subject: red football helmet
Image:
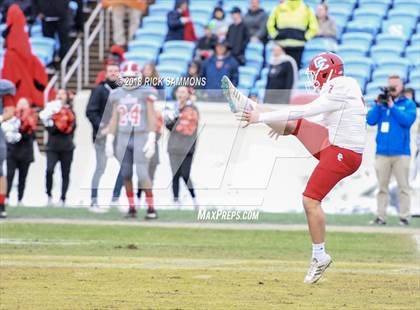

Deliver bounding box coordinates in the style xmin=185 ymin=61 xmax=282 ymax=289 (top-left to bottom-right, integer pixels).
xmin=121 ymin=61 xmax=141 ymax=89
xmin=306 ymin=52 xmax=344 ymax=91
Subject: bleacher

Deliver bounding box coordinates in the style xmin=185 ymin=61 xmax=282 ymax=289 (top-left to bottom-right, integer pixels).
xmin=124 ymin=0 xmax=419 ymax=103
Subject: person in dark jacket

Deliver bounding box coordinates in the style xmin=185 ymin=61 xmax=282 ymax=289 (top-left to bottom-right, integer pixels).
xmin=0 ymin=0 xmax=34 ymax=24
xmin=367 ymin=75 xmax=417 ymax=226
xmin=5 ymin=97 xmax=38 ymax=205
xmin=264 ymin=43 xmax=298 ymax=104
xmin=39 ymin=89 xmax=76 ymax=206
xmin=243 ymin=0 xmax=268 ymax=43
xmin=32 ymin=0 xmax=70 ymax=59
xmin=196 ymin=25 xmax=217 ymax=60
xmin=202 ymin=39 xmax=239 ymax=100
xmin=163 ymin=86 xmax=199 ymax=209
xmin=165 ymin=0 xmax=190 ymax=41
xmin=226 ymin=7 xmax=249 ymax=65
xmin=86 ymin=63 xmax=124 ymax=210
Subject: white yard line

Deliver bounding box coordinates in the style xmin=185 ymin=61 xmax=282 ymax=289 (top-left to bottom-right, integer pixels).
xmin=1 ymin=217 xmax=420 ymax=234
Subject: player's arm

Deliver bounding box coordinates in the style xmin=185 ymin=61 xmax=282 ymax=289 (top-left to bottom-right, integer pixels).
xmin=103 ymin=101 xmax=118 ymax=157
xmin=146 ymin=95 xmax=156 ymax=133
xmin=143 ymin=95 xmax=157 ymax=159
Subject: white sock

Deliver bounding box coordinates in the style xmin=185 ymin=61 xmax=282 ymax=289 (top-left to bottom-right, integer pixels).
xmin=312 ymin=242 xmax=327 ymax=261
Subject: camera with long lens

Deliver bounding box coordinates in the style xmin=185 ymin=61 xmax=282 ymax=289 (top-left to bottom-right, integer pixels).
xmin=377 ymin=86 xmax=395 ymax=107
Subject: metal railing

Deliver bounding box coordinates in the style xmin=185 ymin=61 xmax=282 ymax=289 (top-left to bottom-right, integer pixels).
xmin=43 ymin=73 xmax=59 ymax=104
xmin=84 ymin=3 xmax=105 ymax=86
xmin=61 ymin=38 xmax=83 ymax=91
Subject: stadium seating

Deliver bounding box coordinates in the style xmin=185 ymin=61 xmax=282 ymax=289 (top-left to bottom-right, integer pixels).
xmin=120 ymin=0 xmax=420 ymax=100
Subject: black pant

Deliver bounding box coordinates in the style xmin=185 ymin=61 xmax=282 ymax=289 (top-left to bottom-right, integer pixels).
xmin=284 ymin=46 xmax=304 ymax=69
xmin=169 ymin=153 xmax=195 ymax=200
xmin=46 ymin=150 xmax=74 ymax=201
xmin=6 ymin=158 xmax=31 ymax=201
xmin=42 ymin=18 xmax=70 ymax=59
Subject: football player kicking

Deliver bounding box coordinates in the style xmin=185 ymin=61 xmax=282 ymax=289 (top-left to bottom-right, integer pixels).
xmin=103 ymin=62 xmax=158 ymax=219
xmin=222 ymin=52 xmax=367 ymax=284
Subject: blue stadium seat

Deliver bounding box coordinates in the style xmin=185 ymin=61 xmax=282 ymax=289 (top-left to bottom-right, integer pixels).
xmin=150 ymin=1 xmax=173 ymax=11
xmin=125 ymin=50 xmax=157 ymax=63
xmin=246 ymin=42 xmax=264 ymax=55
xmin=223 ymin=0 xmax=248 ymax=13
xmin=30 ymin=37 xmax=55 ymax=50
xmin=32 ymin=47 xmax=50 ymax=65
xmin=388 ymin=9 xmax=419 ymax=21
xmin=30 ymin=24 xmax=42 ymax=37
xmin=135 ymin=28 xmax=166 ymax=39
xmin=358 ymin=0 xmax=390 ymax=4
xmin=158 ymin=53 xmax=191 ymax=68
xmin=142 ymin=15 xmax=166 ymax=26
xmin=382 ymin=19 xmax=415 ymax=38
xmin=376 ymin=34 xmax=408 ymax=47
xmin=189 ymin=0 xmax=218 ymax=11
xmin=163 ymin=40 xmax=195 ymax=55
xmin=128 ymin=39 xmax=161 ymax=52
xmin=148 ymin=7 xmax=171 ymax=17
xmin=406 ymin=45 xmax=420 ymax=66
xmin=356 ymin=2 xmax=389 ymax=12
xmin=260 ymin=67 xmax=269 ymax=79
xmin=193 ymin=22 xmax=205 ymax=38
xmin=370 ymin=45 xmax=404 ymax=61
xmin=338 ymin=45 xmax=368 ymax=58
xmin=411 ymin=33 xmax=420 ymax=44
xmin=346 ymin=20 xmax=379 ymax=36
xmin=372 ymin=67 xmax=408 ymax=82
xmin=328 ymin=0 xmax=357 ymax=12
xmin=239 ymin=72 xmax=256 ymax=89
xmin=340 ymin=33 xmax=373 ymax=51
xmin=190 ymin=9 xmax=212 ymax=24
xmin=305 ymin=37 xmax=338 ymax=52
xmin=246 ymin=54 xmax=264 ymax=72
xmin=366 ymin=81 xmax=386 ymax=96
xmin=260 ymin=0 xmax=278 ymax=12
xmin=157 ymin=64 xmax=185 ymax=77
xmin=239 ymin=66 xmax=259 ymax=77
xmin=409 ymin=68 xmax=420 ymax=81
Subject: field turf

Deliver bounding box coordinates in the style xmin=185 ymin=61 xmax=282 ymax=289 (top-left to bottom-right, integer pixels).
xmin=1 ymin=211 xmax=419 ymax=309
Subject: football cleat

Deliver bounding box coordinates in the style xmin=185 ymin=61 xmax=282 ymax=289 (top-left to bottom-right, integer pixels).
xmin=369 ymin=217 xmax=386 ymax=225
xmin=89 ymin=204 xmax=108 ymax=214
xmin=221 ymin=75 xmax=255 ymax=113
xmin=304 ymin=254 xmax=332 ymax=284
xmin=125 ymin=208 xmax=137 ymax=219
xmin=0 ymin=211 xmax=7 ymax=219
xmin=145 ymin=208 xmax=158 ymax=220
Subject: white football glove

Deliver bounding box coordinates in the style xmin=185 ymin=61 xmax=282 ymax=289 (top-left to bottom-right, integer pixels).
xmin=143 ymin=132 xmax=156 ymax=159
xmin=105 ymin=134 xmax=115 ymax=158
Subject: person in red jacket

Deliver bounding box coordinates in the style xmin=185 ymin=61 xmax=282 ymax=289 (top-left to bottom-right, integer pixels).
xmin=1 ymin=4 xmax=48 ymax=107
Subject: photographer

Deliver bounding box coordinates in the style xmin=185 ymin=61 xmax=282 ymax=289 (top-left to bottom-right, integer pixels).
xmin=367 ymin=75 xmax=417 ymax=226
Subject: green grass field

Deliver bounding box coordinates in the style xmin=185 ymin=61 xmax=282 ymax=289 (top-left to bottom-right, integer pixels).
xmin=1 ymin=208 xmax=419 ymax=310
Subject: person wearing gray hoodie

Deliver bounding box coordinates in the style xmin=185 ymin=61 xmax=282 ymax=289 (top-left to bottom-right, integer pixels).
xmin=243 ymin=0 xmax=268 ymax=43
xmin=264 ymin=42 xmax=298 ymax=104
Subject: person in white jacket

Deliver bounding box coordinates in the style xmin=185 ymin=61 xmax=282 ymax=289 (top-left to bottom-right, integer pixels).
xmin=222 ymin=52 xmax=367 ymax=284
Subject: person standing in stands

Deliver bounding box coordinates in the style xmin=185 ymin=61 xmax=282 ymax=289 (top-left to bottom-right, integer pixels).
xmin=4 ymin=98 xmax=38 ymax=206
xmin=265 ymin=43 xmax=298 ymax=104
xmin=243 ymin=0 xmax=268 ymax=43
xmin=86 ymin=63 xmax=124 ymax=211
xmin=166 ymin=0 xmax=193 ymax=41
xmin=315 ymin=3 xmax=336 ymax=39
xmin=226 ymin=7 xmax=249 ymax=66
xmin=196 ymin=26 xmax=218 ymax=60
xmin=40 ymin=89 xmax=76 ymax=206
xmin=33 ymin=0 xmax=71 ymax=60
xmin=102 ymin=0 xmax=147 ymax=49
xmin=208 ymin=6 xmax=229 ymax=40
xmin=201 ymin=39 xmax=238 ymax=101
xmin=164 ymin=86 xmax=199 ymax=209
xmin=267 ymin=0 xmax=318 ymax=67
xmin=0 ymin=79 xmax=16 ymax=219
